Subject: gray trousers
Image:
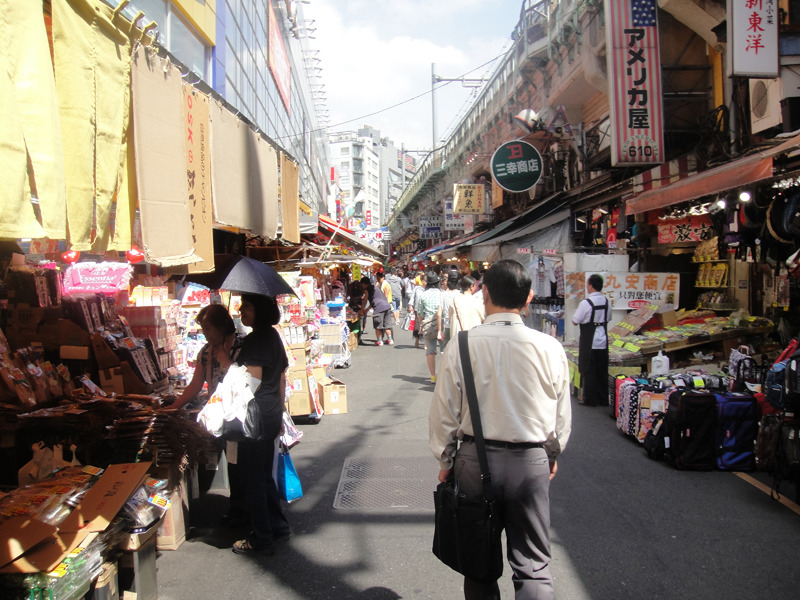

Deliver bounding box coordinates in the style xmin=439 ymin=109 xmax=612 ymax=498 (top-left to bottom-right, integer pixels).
xmin=454 ymin=439 xmax=554 ymax=600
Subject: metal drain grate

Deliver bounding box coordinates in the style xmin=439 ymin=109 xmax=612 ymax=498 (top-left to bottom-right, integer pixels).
xmin=333 ymin=456 xmax=438 ymax=510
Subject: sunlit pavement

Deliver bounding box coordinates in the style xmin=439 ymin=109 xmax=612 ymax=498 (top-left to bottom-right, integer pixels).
xmin=157 ymin=322 xmax=800 ymax=599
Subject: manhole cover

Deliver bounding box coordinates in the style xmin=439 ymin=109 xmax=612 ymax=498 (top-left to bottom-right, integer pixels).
xmin=333 ymin=456 xmax=438 ymax=510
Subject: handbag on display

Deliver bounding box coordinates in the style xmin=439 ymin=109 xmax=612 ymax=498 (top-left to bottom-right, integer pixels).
xmin=432 ymin=330 xmax=504 ymax=584
xmin=277 ymin=445 xmax=303 ymax=503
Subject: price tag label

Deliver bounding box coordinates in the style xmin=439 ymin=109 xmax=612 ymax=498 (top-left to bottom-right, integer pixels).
xmin=613 ymin=339 xmax=626 ymax=348
xmin=623 ymin=343 xmax=641 ymax=352
xmin=148 ymin=493 xmax=171 ymax=509
xmin=693 ymin=376 xmax=705 ymax=388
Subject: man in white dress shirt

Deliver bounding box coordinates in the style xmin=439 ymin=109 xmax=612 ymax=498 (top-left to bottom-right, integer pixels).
xmin=429 ymin=259 xmax=572 ymax=600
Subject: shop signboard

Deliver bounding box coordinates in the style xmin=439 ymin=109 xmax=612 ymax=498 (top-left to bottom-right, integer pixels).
xmin=605 ymin=0 xmax=665 ymax=166
xmin=656 ymin=215 xmax=713 ymax=244
xmin=63 ymin=263 xmax=133 ymax=295
xmin=419 ymin=216 xmax=443 ymax=239
xmin=453 ymin=184 xmax=485 ymax=214
xmin=565 ymin=271 xmax=680 ymax=309
xmin=443 ymin=197 xmax=471 ymax=230
xmin=268 ymin=0 xmax=292 ymax=113
xmin=728 ymin=0 xmax=778 ymax=77
xmin=490 ymin=141 xmax=543 ymax=192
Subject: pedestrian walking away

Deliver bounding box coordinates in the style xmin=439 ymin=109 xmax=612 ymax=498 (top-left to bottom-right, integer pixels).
xmin=410 ymin=272 xmax=427 ymax=348
xmin=418 ymin=271 xmax=443 ymax=382
xmin=429 ymin=259 xmax=572 ymax=599
xmin=449 ymin=275 xmax=485 ymax=338
xmin=386 ymin=267 xmax=404 ymax=323
xmin=572 ymin=273 xmax=610 ymax=407
xmin=364 ymin=275 xmax=395 ymax=346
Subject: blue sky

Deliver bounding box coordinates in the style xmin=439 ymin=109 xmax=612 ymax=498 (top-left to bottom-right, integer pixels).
xmin=309 ymin=0 xmax=526 ymax=152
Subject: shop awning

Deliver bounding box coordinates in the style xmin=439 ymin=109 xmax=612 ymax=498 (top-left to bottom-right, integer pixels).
xmin=318 ymin=215 xmax=386 ymax=259
xmin=626 ymin=131 xmax=800 ymax=215
xmin=457 ymin=193 xmax=569 ymax=250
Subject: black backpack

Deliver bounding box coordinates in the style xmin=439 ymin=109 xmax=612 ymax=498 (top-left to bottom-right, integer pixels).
xmin=644 ymin=412 xmax=669 ymax=460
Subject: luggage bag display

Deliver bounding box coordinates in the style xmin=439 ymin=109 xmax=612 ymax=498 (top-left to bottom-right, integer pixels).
xmin=665 ymin=389 xmax=717 ymax=470
xmin=713 ymin=392 xmax=758 ymax=471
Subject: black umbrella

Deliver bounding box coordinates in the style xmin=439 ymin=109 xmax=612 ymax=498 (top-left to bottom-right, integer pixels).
xmin=180 ymin=254 xmax=296 ymax=297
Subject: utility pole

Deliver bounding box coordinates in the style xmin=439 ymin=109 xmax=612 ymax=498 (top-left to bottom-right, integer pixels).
xmin=430 ymin=62 xmax=489 ymax=152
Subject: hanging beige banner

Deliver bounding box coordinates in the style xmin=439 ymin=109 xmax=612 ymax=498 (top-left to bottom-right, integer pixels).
xmin=131 ymin=46 xmax=199 ymax=266
xmin=0 ymin=0 xmax=66 ymax=240
xmin=210 ymin=100 xmax=279 ymax=239
xmin=281 ymin=153 xmax=300 ymax=244
xmin=53 ymin=0 xmax=130 ymax=251
xmin=178 ymin=87 xmax=214 ymax=273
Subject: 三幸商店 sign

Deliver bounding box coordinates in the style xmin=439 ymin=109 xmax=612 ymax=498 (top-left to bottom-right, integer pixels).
xmin=605 ymin=0 xmax=664 ymax=166
xmin=490 ymin=141 xmax=543 ymax=192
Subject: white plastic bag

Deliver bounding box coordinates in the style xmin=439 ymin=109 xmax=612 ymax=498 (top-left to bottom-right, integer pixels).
xmin=198 ymin=364 xmax=260 ymax=437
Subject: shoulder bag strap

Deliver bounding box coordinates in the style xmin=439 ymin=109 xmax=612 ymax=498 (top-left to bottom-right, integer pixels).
xmin=457 ymin=330 xmax=495 ymax=502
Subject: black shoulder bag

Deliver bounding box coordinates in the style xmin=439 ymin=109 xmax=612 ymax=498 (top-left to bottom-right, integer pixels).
xmin=432 ymin=330 xmax=504 ymax=583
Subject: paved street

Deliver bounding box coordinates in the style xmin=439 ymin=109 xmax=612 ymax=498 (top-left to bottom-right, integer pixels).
xmin=157 ymin=324 xmax=800 ymax=599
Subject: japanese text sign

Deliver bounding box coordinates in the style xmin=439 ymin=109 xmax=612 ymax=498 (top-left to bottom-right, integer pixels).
xmin=419 ymin=216 xmax=443 ymax=239
xmin=443 ymin=197 xmax=472 ymax=230
xmin=268 ymin=0 xmax=292 ymax=113
xmin=490 ymin=141 xmax=543 ymax=192
xmin=655 ymin=215 xmax=712 ymax=244
xmin=728 ymin=0 xmax=779 ymax=77
xmin=565 ymin=271 xmax=680 ymax=309
xmin=605 ymin=0 xmax=665 ymax=166
xmin=453 ymin=184 xmax=485 ymax=214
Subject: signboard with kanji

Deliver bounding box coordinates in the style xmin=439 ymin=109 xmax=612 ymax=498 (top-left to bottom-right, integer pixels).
xmin=419 ymin=216 xmax=443 ymax=239
xmin=565 ymin=271 xmax=680 ymax=309
xmin=605 ymin=0 xmax=665 ymax=166
xmin=490 ymin=141 xmax=543 ymax=192
xmin=453 ymin=184 xmax=485 ymax=214
xmin=443 ymin=197 xmax=472 ymax=230
xmin=728 ymin=0 xmax=779 ymax=77
xmin=656 ymin=215 xmax=713 ymax=244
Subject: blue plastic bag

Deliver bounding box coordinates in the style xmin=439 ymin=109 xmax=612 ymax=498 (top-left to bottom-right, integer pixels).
xmin=277 ymin=450 xmax=303 ymax=503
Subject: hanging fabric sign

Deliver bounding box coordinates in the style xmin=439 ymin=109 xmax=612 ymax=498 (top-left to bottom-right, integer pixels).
xmin=453 ymin=184 xmax=485 ymax=214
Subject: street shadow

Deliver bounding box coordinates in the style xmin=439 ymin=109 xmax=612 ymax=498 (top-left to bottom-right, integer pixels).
xmin=181 ymin=428 xmax=430 ymax=599
xmin=391 ymin=373 xmax=434 ymax=388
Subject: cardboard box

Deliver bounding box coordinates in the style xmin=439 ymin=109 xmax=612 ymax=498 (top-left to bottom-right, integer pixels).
xmin=291 ymin=347 xmax=307 ymax=368
xmin=156 ymin=484 xmax=188 ymax=551
xmin=92 ymin=561 xmax=119 ymax=600
xmin=100 ymin=367 xmax=126 ymax=395
xmin=60 ymin=345 xmax=90 ymax=360
xmin=318 ymin=377 xmax=347 ymax=414
xmin=655 ymin=309 xmax=677 ymax=328
xmin=288 ymin=390 xmax=313 ymax=416
xmin=287 ymin=368 xmax=309 ymax=394
xmin=320 ymin=323 xmax=341 ymax=345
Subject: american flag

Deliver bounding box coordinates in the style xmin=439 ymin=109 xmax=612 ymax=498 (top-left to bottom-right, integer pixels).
xmin=631 ymin=0 xmax=657 ymax=27
xmin=606 ymin=0 xmax=664 ymax=166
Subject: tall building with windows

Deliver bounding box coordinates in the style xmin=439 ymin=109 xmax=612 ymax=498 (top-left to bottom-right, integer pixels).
xmin=357 ymin=126 xmax=417 ymax=225
xmin=121 ymin=0 xmax=330 ymax=214
xmin=328 ymin=131 xmax=381 ymax=228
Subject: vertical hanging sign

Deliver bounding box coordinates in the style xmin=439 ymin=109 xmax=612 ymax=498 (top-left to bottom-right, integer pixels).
xmin=182 ymin=88 xmax=214 ymax=273
xmin=605 ymin=0 xmax=664 ymax=166
xmin=268 ymin=0 xmax=292 ymax=113
xmin=728 ymin=0 xmax=779 ymax=77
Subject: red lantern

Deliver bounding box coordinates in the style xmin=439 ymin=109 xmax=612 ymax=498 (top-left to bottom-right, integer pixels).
xmin=126 ymin=247 xmax=145 ymax=264
xmin=61 ymin=249 xmax=80 ymax=264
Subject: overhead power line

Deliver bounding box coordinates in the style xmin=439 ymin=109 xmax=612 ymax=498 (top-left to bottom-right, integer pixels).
xmin=274 ymin=50 xmax=509 ymax=144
